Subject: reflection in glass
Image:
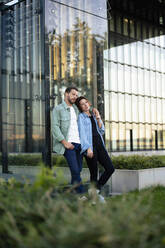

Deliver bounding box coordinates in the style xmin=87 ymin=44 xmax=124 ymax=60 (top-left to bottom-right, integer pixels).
xmin=111 ymin=122 xmax=119 ymax=151
xmin=45 ymin=0 xmax=107 ymax=105
xmin=119 ymin=123 xmax=126 ymax=151
xmin=118 ymin=93 xmax=125 ymax=122
xmin=117 ymin=64 xmax=124 ymax=92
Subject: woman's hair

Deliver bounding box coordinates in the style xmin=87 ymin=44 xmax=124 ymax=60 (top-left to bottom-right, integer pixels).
xmin=75 ymin=96 xmax=91 ymax=112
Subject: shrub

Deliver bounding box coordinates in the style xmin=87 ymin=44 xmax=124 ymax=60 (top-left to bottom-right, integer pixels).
xmin=111 ymin=155 xmax=165 ymax=170
xmin=0 ymin=171 xmax=165 ymax=248
xmin=0 ymin=154 xmax=165 ymax=170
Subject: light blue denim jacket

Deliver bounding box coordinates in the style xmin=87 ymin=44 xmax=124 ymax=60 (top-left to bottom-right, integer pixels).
xmin=77 ymin=112 xmax=105 ymax=154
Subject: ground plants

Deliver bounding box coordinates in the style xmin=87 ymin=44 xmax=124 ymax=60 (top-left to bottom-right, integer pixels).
xmin=0 ymin=167 xmax=165 ymax=248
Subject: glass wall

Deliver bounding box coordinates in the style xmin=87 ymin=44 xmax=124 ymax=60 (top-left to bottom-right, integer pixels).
xmin=0 ymin=0 xmax=108 ymax=153
xmin=45 ymin=0 xmax=108 ymax=114
xmin=0 ymin=0 xmax=45 ymax=152
xmin=105 ymin=0 xmax=165 ymax=152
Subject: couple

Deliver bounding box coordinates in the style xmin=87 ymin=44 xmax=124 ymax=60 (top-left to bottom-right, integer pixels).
xmin=52 ymin=86 xmax=115 ymax=197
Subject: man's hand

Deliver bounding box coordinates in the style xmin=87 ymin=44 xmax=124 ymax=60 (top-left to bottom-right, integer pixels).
xmin=61 ymin=140 xmax=74 ymax=150
xmin=87 ymin=148 xmax=94 ymax=158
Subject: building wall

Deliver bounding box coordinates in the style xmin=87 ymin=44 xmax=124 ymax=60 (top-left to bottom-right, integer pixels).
xmin=105 ymin=0 xmax=165 ymax=152
xmin=0 ymin=0 xmax=108 ymax=153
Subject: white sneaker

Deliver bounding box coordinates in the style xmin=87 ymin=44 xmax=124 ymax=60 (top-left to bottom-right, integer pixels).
xmin=88 ymin=188 xmax=100 ymax=197
xmin=78 ymin=195 xmax=88 ymax=201
xmin=98 ymin=194 xmax=106 ymax=204
xmin=88 ymin=188 xmax=106 ymax=204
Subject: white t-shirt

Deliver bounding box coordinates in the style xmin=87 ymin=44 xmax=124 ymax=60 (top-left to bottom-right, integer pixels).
xmin=68 ymin=106 xmax=80 ymax=143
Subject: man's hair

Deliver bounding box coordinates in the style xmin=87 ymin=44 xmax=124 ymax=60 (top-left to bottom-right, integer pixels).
xmin=65 ymin=86 xmax=78 ymax=93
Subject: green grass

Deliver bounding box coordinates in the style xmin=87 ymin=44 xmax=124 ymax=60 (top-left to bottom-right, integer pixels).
xmin=0 ymin=168 xmax=165 ymax=248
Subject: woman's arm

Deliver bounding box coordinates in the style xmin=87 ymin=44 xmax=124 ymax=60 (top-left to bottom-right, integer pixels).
xmin=78 ymin=115 xmax=93 ymax=154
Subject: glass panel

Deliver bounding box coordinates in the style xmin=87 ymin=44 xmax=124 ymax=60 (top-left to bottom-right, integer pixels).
xmin=160 ymin=49 xmax=165 ymax=73
xmin=139 ymin=124 xmax=145 ymax=150
xmin=124 ymin=43 xmax=131 ymax=65
xmin=137 ymin=68 xmax=144 ymax=95
xmin=50 ymin=0 xmax=107 ymax=19
xmin=139 ymin=96 xmax=145 ymax=123
xmin=133 ymin=124 xmax=139 ymax=150
xmin=158 ymin=125 xmax=163 ymax=149
xmin=110 ymin=92 xmax=118 ymax=121
xmin=143 ymin=43 xmax=150 ymax=70
xmin=45 ymin=0 xmax=108 ymax=106
xmin=137 ymin=41 xmax=143 ymax=67
xmin=155 ymin=46 xmax=161 ymax=72
xmin=110 ymin=122 xmax=119 ymax=151
xmin=117 ymin=40 xmax=124 ymax=64
xmin=156 ymin=72 xmax=162 ymax=98
xmin=109 ymin=39 xmax=117 ymax=61
xmin=105 ymin=121 xmax=110 ymax=151
xmin=132 ymin=95 xmax=138 ymax=122
xmin=116 ymin=15 xmax=122 ymax=34
xmin=104 ymin=91 xmax=110 ymax=121
xmin=126 ymin=124 xmax=132 ymax=151
xmin=163 ymin=125 xmax=165 ymax=149
xmin=149 ymin=44 xmax=156 ymax=70
xmin=119 ymin=123 xmax=126 ymax=151
xmin=125 ymin=94 xmax=132 ymax=122
xmin=109 ymin=62 xmax=118 ymax=91
xmin=144 ymin=69 xmax=150 ymax=96
xmin=131 ymin=67 xmax=138 ymax=94
xmin=118 ymin=64 xmax=124 ymax=92
xmin=162 ymin=74 xmax=165 ymax=98
xmin=151 ymin=98 xmax=157 ymax=124
xmin=1 ymin=0 xmax=44 ymax=152
xmin=118 ymin=93 xmax=125 ymax=122
xmin=157 ymin=98 xmax=162 ymax=124
xmin=130 ymin=42 xmax=137 ymax=67
xmin=151 ymin=125 xmax=156 ymax=150
xmin=145 ymin=124 xmax=152 ymax=150
xmin=163 ymin=99 xmax=165 ymax=124
xmin=150 ymin=71 xmax=156 ymax=97
xmin=145 ymin=96 xmax=151 ymax=123
xmin=124 ymin=65 xmax=131 ymax=93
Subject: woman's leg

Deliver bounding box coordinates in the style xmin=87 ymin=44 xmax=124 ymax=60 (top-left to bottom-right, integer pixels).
xmin=97 ymin=146 xmax=115 ymax=189
xmin=85 ymin=148 xmax=98 ymax=184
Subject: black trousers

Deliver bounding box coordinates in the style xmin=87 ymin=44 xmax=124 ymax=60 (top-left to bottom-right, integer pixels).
xmin=85 ymin=135 xmax=115 ymax=190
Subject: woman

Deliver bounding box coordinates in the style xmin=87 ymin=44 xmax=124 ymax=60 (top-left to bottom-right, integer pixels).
xmin=76 ymin=96 xmax=115 ymax=194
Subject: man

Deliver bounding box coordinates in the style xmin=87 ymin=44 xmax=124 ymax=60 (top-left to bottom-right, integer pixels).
xmin=52 ymin=86 xmax=84 ymax=193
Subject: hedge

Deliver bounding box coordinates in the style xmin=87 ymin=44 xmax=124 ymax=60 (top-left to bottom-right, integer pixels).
xmin=0 ymin=154 xmax=165 ymax=170
xmin=0 ymin=169 xmax=165 ymax=248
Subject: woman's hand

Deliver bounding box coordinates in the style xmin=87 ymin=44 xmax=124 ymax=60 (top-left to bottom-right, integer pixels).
xmin=87 ymin=148 xmax=94 ymax=158
xmin=92 ymin=108 xmax=101 ymax=120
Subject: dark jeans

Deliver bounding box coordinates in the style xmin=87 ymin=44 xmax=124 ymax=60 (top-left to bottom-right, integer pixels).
xmin=64 ymin=143 xmax=84 ymax=193
xmin=85 ymin=136 xmax=115 ymax=190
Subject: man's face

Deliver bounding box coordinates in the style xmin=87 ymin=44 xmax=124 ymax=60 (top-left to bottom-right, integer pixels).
xmin=66 ymin=89 xmax=78 ymax=104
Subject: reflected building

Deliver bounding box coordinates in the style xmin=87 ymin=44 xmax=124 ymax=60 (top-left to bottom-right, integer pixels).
xmin=105 ymin=0 xmax=165 ymax=152
xmin=0 ymin=0 xmax=165 ymax=156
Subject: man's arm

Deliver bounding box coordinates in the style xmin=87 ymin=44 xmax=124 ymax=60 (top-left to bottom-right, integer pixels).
xmin=52 ymin=108 xmax=74 ymax=150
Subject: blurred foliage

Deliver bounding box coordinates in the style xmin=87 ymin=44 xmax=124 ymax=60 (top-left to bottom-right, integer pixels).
xmin=0 ymin=168 xmax=165 ymax=248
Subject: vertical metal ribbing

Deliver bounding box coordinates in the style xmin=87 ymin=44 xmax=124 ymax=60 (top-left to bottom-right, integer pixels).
xmin=41 ymin=0 xmax=52 ymax=168
xmin=0 ymin=10 xmax=2 ymax=154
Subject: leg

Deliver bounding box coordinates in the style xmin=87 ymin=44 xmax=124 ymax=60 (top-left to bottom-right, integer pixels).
xmin=73 ymin=143 xmax=83 ymax=173
xmin=64 ymin=147 xmax=84 ymax=193
xmin=85 ymin=147 xmax=98 ymax=184
xmin=97 ymin=146 xmax=115 ymax=189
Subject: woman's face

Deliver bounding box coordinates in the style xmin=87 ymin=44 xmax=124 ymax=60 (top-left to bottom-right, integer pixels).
xmin=79 ymin=99 xmax=90 ymax=112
